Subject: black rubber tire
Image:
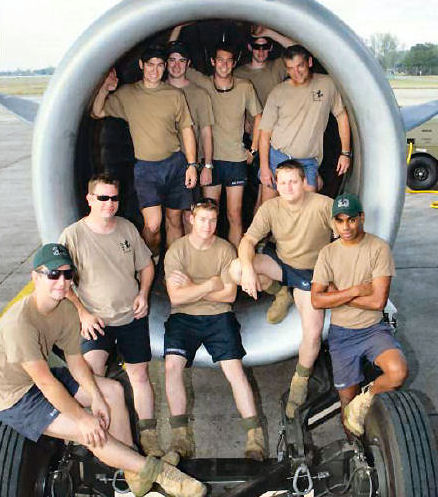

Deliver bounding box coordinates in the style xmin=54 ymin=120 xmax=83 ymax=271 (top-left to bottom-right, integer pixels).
xmin=0 ymin=422 xmax=64 ymax=497
xmin=364 ymin=390 xmax=438 ymax=497
xmin=407 ymin=155 xmax=438 ymax=190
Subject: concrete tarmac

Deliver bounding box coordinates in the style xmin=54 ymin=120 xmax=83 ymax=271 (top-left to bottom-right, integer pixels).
xmin=0 ymin=97 xmax=437 ymax=477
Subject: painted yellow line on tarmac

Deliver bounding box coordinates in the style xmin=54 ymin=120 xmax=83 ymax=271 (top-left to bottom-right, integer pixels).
xmin=0 ymin=281 xmax=34 ymax=317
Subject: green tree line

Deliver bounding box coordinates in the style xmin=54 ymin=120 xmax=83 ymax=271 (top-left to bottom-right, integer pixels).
xmin=368 ymin=33 xmax=438 ymax=75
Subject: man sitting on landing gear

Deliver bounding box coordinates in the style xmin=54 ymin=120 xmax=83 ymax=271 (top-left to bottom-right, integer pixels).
xmin=0 ymin=244 xmax=206 ymax=497
xmin=230 ymin=161 xmax=333 ymax=419
xmin=164 ymin=198 xmax=266 ymax=461
xmin=311 ymin=193 xmax=408 ymax=436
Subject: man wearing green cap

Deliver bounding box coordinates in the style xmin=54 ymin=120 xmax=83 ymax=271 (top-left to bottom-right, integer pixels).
xmin=0 ymin=243 xmax=206 ymax=497
xmin=311 ymin=193 xmax=408 ymax=437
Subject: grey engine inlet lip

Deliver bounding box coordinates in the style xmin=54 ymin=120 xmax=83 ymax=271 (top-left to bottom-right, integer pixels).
xmin=32 ymin=0 xmax=406 ymax=366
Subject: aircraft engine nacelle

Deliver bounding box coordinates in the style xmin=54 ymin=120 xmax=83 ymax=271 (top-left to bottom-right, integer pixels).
xmin=32 ymin=0 xmax=406 ymax=367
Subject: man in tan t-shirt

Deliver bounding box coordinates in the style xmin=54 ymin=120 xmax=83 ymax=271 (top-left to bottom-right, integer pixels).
xmin=59 ymin=174 xmax=162 ymax=458
xmin=311 ymin=193 xmax=408 ymax=437
xmin=170 ymin=25 xmax=263 ymax=249
xmin=259 ymin=44 xmax=351 ymax=201
xmin=91 ymin=45 xmax=198 ymax=255
xmin=163 ymin=199 xmax=266 ymax=462
xmin=229 ymin=161 xmax=333 ymax=419
xmin=0 ymin=243 xmax=205 ymax=497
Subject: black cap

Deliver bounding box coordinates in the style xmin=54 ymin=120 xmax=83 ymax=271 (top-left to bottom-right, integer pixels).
xmin=140 ymin=45 xmax=167 ymax=63
xmin=167 ymin=41 xmax=191 ymax=60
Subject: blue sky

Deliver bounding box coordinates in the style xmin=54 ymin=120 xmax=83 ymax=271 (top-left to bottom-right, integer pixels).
xmin=1 ymin=0 xmax=437 ymax=71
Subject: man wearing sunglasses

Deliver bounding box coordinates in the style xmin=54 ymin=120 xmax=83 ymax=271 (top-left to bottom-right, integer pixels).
xmin=0 ymin=243 xmax=206 ymax=497
xmin=92 ymin=45 xmax=198 ymax=255
xmin=59 ymin=174 xmax=162 ymax=458
xmin=163 ymin=198 xmax=265 ymax=462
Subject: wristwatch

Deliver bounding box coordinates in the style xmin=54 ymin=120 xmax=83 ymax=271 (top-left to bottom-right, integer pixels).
xmin=340 ymin=150 xmax=352 ymax=158
xmin=250 ymin=149 xmax=258 ymax=157
xmin=204 ymin=163 xmax=214 ymax=170
xmin=187 ymin=162 xmax=201 ymax=172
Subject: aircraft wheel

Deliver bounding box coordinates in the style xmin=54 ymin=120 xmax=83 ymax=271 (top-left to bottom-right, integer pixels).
xmin=364 ymin=390 xmax=438 ymax=497
xmin=0 ymin=423 xmax=64 ymax=497
xmin=407 ymin=155 xmax=438 ymax=190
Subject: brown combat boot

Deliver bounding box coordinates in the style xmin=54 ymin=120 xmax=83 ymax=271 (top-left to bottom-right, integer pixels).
xmin=343 ymin=388 xmax=374 ymax=436
xmin=244 ymin=426 xmax=266 ymax=461
xmin=140 ymin=428 xmax=164 ymax=457
xmin=155 ymin=460 xmax=207 ymax=497
xmin=169 ymin=426 xmax=194 ymax=459
xmin=285 ymin=373 xmax=309 ymax=419
xmin=266 ymin=286 xmax=294 ymax=324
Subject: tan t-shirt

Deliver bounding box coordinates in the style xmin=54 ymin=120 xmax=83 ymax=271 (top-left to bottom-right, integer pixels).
xmin=164 ymin=235 xmax=236 ymax=315
xmin=0 ymin=296 xmax=80 ymax=410
xmin=245 ymin=193 xmax=333 ymax=269
xmin=103 ymin=81 xmax=193 ymax=161
xmin=313 ymin=233 xmax=395 ymax=329
xmin=178 ymin=82 xmax=214 ymax=160
xmin=59 ymin=217 xmax=152 ymax=326
xmin=187 ymin=68 xmax=262 ymax=161
xmin=234 ymin=58 xmax=286 ymax=107
xmin=259 ymin=74 xmax=345 ymax=164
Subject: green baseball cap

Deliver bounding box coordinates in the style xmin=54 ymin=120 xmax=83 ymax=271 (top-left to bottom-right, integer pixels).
xmin=33 ymin=243 xmax=74 ymax=271
xmin=332 ymin=193 xmax=363 ymax=218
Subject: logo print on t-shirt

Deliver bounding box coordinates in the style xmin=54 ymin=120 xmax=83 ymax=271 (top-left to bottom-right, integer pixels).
xmin=312 ymin=89 xmax=324 ymax=101
xmin=120 ymin=240 xmax=132 ymax=253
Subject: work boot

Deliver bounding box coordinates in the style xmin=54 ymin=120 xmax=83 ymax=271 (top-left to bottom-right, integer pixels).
xmin=162 ymin=450 xmax=181 ymax=466
xmin=140 ymin=428 xmax=164 ymax=457
xmin=156 ymin=460 xmax=207 ymax=497
xmin=169 ymin=426 xmax=194 ymax=458
xmin=285 ymin=373 xmax=309 ymax=419
xmin=244 ymin=426 xmax=266 ymax=461
xmin=343 ymin=388 xmax=374 ymax=437
xmin=266 ymin=286 xmax=293 ymax=324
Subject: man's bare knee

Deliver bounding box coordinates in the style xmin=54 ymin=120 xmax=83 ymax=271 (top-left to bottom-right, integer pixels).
xmin=144 ymin=221 xmax=161 ymax=235
xmin=165 ymin=356 xmax=186 ymax=378
xmin=229 ymin=259 xmax=242 ymax=284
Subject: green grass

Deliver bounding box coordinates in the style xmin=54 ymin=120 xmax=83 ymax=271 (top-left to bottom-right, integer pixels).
xmin=0 ymin=76 xmax=50 ymax=95
xmin=389 ymin=75 xmax=438 ymax=89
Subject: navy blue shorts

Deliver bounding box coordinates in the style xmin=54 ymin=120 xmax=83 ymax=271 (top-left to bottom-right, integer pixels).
xmin=211 ymin=160 xmax=247 ymax=187
xmin=328 ymin=321 xmax=403 ymax=390
xmin=262 ymin=242 xmax=313 ymax=291
xmin=81 ymin=317 xmax=151 ymax=364
xmin=164 ymin=312 xmax=246 ymax=367
xmin=134 ymin=151 xmax=194 ymax=209
xmin=264 ymin=147 xmax=319 ymax=188
xmin=0 ymin=367 xmax=79 ymax=442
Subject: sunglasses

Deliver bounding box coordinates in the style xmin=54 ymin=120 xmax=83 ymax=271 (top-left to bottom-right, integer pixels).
xmin=36 ymin=269 xmax=74 ymax=280
xmin=92 ymin=194 xmax=119 ymax=202
xmin=251 ymin=42 xmax=272 ymax=51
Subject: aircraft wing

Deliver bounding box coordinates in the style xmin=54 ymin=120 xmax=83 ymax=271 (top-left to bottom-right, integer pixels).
xmin=401 ymin=100 xmax=438 ymax=131
xmin=0 ymin=94 xmax=38 ymax=124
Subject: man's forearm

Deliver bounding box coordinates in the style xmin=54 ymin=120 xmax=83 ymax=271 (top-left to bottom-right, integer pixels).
xmin=66 ymin=288 xmax=87 ymax=316
xmin=238 ymin=236 xmax=257 ymax=268
xmin=138 ymin=263 xmax=155 ymax=297
xmin=348 ymin=295 xmax=387 ymax=311
xmin=204 ymin=284 xmax=237 ymax=303
xmin=91 ymin=87 xmax=109 ymax=119
xmin=258 ymin=130 xmax=271 ymax=170
xmin=181 ymin=126 xmax=197 ymax=163
xmin=168 ymin=280 xmax=214 ymax=305
xmin=251 ymin=114 xmax=262 ymax=151
xmin=311 ymin=287 xmax=357 ymax=309
xmin=200 ymin=126 xmax=213 ymax=164
xmin=337 ymin=110 xmax=351 ymax=152
xmin=66 ymin=354 xmax=101 ymax=399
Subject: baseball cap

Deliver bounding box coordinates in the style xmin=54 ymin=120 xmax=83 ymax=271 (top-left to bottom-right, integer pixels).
xmin=167 ymin=41 xmax=191 ymax=60
xmin=33 ymin=243 xmax=74 ymax=271
xmin=140 ymin=45 xmax=167 ymax=62
xmin=332 ymin=193 xmax=363 ymax=218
